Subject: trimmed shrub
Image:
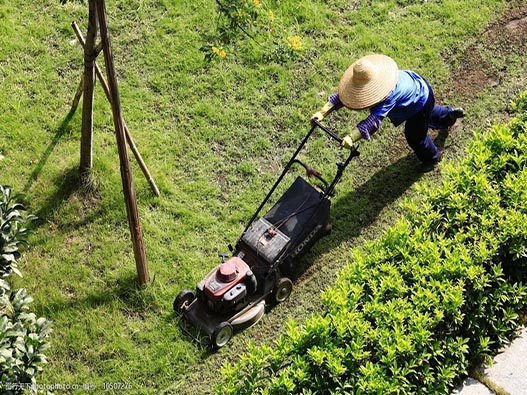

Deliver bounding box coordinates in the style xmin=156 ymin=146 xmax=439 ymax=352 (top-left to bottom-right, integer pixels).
xmin=216 ymin=92 xmax=527 ymax=395
xmin=0 ymin=185 xmax=52 ymax=393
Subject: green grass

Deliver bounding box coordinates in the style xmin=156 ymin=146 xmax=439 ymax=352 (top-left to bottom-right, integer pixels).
xmin=1 ymin=0 xmax=525 ymax=393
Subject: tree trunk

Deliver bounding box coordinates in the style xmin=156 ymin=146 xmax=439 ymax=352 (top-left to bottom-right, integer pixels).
xmin=79 ymin=0 xmax=98 ymax=174
xmin=95 ymin=0 xmax=149 ymax=285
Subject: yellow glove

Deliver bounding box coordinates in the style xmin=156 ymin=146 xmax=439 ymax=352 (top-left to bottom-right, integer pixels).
xmin=341 ymin=129 xmax=362 ymax=149
xmin=311 ymin=101 xmax=335 ymax=123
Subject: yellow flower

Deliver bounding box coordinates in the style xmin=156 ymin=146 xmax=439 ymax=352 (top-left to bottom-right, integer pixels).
xmin=267 ymin=10 xmax=274 ymax=21
xmin=287 ymin=35 xmax=303 ymax=51
xmin=253 ymin=0 xmax=261 ymax=7
xmin=212 ymin=46 xmax=227 ymax=58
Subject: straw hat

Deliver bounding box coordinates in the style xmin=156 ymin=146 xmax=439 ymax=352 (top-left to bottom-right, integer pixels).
xmin=338 ymin=54 xmax=398 ymax=110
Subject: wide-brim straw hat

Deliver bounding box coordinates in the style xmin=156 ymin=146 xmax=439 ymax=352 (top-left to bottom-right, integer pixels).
xmin=338 ymin=54 xmax=398 ymax=110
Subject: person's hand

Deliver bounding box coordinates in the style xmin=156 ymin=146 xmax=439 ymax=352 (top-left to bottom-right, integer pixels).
xmin=311 ymin=110 xmax=325 ymax=122
xmin=341 ymin=135 xmax=354 ymax=149
xmin=341 ymin=129 xmax=362 ymax=149
xmin=311 ymin=93 xmax=343 ymax=123
xmin=311 ymin=101 xmax=334 ymax=123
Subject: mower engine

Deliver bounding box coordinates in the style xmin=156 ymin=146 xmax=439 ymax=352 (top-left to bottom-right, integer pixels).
xmin=196 ymin=256 xmax=257 ymax=314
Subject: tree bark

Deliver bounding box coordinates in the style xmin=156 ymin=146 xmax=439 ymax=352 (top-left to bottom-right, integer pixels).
xmin=79 ymin=0 xmax=98 ymax=174
xmin=95 ymin=0 xmax=149 ymax=285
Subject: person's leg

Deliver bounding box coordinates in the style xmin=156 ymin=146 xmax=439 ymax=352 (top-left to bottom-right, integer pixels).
xmin=429 ymin=105 xmax=464 ymax=129
xmin=404 ymin=91 xmax=440 ymax=163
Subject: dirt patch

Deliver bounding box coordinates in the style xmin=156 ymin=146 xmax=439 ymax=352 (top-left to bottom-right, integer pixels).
xmin=505 ymin=15 xmax=527 ymax=32
xmin=451 ymin=2 xmax=527 ymax=100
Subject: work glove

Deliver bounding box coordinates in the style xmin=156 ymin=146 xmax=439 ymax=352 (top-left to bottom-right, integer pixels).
xmin=311 ymin=101 xmax=334 ymax=123
xmin=341 ymin=129 xmax=362 ymax=149
xmin=311 ymin=93 xmax=343 ymax=123
xmin=342 ymin=114 xmax=382 ymax=148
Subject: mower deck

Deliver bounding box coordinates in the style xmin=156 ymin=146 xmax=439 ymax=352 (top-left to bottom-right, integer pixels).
xmin=178 ymin=295 xmax=266 ymax=348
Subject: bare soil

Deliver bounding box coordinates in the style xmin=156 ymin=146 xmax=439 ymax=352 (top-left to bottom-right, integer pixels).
xmin=452 ymin=1 xmax=527 ymax=100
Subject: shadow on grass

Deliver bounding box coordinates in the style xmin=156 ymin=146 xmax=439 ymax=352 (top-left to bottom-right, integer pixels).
xmin=21 ymin=110 xmax=106 ymax=231
xmin=33 ymin=272 xmax=156 ymax=319
xmin=289 ymin=128 xmax=449 ymax=279
xmin=23 ymin=110 xmax=77 ymax=194
xmin=31 ymin=166 xmax=103 ymax=233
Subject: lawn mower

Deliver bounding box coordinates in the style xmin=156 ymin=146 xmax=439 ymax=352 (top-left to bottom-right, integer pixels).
xmin=174 ymin=109 xmax=362 ymax=349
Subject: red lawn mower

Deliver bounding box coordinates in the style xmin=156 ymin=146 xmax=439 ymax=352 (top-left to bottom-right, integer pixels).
xmin=173 ymin=118 xmax=361 ymax=349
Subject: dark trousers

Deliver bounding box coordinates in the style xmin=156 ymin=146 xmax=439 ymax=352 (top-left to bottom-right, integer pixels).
xmin=404 ymin=84 xmax=453 ymax=163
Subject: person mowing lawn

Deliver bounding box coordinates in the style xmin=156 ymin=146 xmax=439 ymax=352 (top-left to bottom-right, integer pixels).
xmin=313 ymin=54 xmax=464 ymax=172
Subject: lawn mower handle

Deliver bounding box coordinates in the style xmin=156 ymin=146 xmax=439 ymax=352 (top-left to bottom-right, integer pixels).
xmin=291 ymin=159 xmax=329 ymax=191
xmin=311 ymin=119 xmax=343 ymax=144
xmin=241 ymin=121 xmax=359 ymax=235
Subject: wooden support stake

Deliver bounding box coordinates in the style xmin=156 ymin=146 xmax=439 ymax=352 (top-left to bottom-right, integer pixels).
xmin=71 ymin=21 xmax=160 ymax=197
xmin=79 ymin=1 xmax=98 ymax=174
xmin=95 ymin=0 xmax=149 ymax=285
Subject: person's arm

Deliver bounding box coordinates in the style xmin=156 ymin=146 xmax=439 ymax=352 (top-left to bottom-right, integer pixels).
xmin=313 ymin=94 xmax=382 ymax=148
xmin=311 ymin=93 xmax=343 ymax=122
xmin=342 ymin=113 xmax=383 ymax=149
xmin=356 ymin=113 xmax=383 ymax=140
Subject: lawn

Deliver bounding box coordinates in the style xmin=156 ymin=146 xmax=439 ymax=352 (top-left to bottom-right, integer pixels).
xmin=1 ymin=0 xmax=526 ymax=393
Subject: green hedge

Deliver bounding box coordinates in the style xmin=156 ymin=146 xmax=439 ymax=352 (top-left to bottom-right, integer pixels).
xmin=216 ymin=92 xmax=527 ymax=395
xmin=1 ymin=186 xmax=52 ymax=393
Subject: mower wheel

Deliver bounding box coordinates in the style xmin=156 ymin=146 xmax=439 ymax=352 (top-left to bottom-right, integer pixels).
xmin=272 ymin=277 xmax=293 ymax=304
xmin=173 ymin=289 xmax=195 ymax=312
xmin=211 ymin=322 xmax=233 ymax=349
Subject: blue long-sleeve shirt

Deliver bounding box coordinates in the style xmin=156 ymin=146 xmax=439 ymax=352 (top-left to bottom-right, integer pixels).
xmin=370 ymin=70 xmax=430 ymax=126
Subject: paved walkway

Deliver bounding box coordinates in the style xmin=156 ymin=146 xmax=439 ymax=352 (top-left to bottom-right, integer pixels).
xmin=452 ymin=326 xmax=527 ymax=395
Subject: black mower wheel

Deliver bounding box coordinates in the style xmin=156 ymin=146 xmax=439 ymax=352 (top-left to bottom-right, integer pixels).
xmin=211 ymin=322 xmax=233 ymax=349
xmin=272 ymin=277 xmax=293 ymax=304
xmin=173 ymin=289 xmax=195 ymax=312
